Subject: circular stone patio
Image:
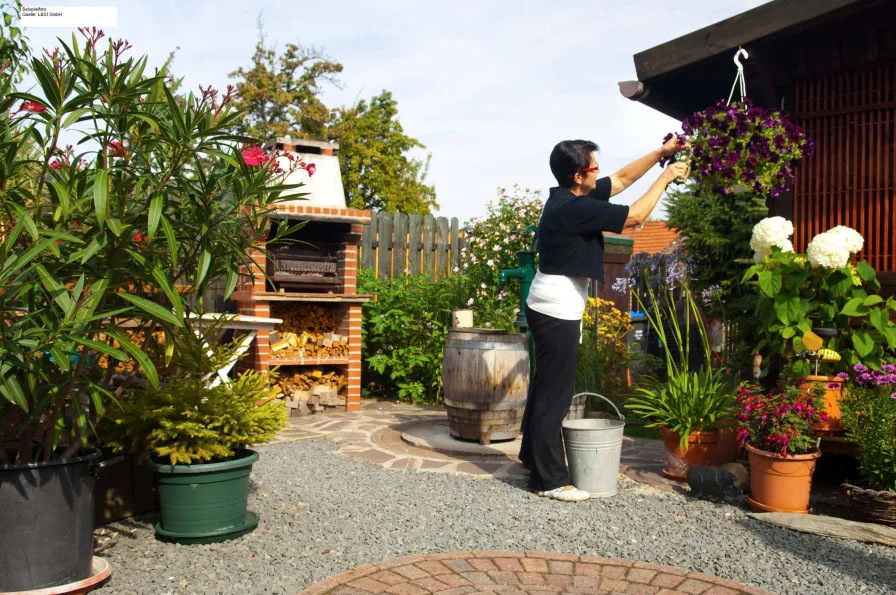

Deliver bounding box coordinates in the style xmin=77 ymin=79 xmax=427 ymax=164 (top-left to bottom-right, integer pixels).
xmin=297 ymin=551 xmax=773 ymax=595
xmin=401 ymin=419 xmax=522 ymax=456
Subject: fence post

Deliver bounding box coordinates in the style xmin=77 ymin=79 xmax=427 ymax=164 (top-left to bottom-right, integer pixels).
xmin=422 ymin=215 xmax=435 ymax=277
xmin=393 ymin=212 xmax=408 ymax=277
xmin=377 ymin=211 xmax=393 ymax=280
xmin=436 ymin=217 xmax=449 ymax=281
xmin=450 ymin=217 xmax=460 ymax=274
xmin=408 ymin=214 xmax=423 ymax=275
xmin=361 ymin=213 xmax=377 ymax=270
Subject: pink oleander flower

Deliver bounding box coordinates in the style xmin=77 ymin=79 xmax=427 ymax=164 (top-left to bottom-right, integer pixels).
xmin=21 ymin=101 xmax=47 ymax=113
xmin=108 ymin=140 xmax=128 ymax=158
xmin=241 ymin=145 xmax=268 ymax=167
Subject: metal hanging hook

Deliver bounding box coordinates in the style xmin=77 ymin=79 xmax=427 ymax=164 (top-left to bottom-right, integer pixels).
xmin=727 ymin=47 xmax=749 ymax=105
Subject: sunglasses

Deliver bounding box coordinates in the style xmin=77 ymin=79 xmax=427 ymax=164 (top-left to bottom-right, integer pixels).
xmin=582 ymin=165 xmax=599 ymax=173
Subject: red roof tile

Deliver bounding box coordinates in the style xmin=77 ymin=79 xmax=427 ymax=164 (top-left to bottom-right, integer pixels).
xmin=607 ymin=221 xmax=680 ymax=255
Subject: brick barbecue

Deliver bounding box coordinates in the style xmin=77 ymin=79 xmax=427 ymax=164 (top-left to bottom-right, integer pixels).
xmin=233 ymin=138 xmax=371 ymax=413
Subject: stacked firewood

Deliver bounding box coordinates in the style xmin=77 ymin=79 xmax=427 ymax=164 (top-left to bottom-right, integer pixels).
xmin=267 ymin=369 xmax=346 ymax=415
xmin=269 ymin=303 xmax=348 ymax=360
xmin=97 ymin=328 xmax=166 ymax=374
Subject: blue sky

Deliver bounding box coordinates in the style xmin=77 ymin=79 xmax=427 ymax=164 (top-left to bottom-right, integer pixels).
xmin=22 ymin=0 xmax=769 ymax=222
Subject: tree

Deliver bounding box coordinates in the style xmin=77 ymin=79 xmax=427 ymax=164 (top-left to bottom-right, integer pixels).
xmin=1 ymin=1 xmax=30 ymax=81
xmin=229 ymin=19 xmax=343 ymax=141
xmin=665 ymin=184 xmax=768 ymax=375
xmin=329 ymin=91 xmax=437 ymax=214
xmin=229 ymin=21 xmax=437 ymax=214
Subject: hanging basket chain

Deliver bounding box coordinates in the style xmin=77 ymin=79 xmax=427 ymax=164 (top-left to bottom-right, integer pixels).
xmin=726 ymin=48 xmax=749 ymax=106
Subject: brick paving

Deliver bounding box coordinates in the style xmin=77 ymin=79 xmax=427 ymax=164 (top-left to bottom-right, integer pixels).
xmin=296 ymin=552 xmax=774 ymax=595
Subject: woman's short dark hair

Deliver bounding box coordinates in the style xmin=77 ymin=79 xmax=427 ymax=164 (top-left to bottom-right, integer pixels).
xmin=549 ymin=140 xmax=599 ymax=188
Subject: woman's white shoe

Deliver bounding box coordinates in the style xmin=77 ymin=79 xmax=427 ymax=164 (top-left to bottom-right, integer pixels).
xmin=535 ymin=485 xmax=590 ymax=502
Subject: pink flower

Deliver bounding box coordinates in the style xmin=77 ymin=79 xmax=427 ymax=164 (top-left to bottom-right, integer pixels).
xmin=108 ymin=140 xmax=128 ymax=158
xmin=21 ymin=101 xmax=47 ymax=113
xmin=305 ymin=163 xmax=317 ymax=177
xmin=49 ymin=160 xmax=62 ymax=169
xmin=241 ymin=145 xmax=268 ymax=167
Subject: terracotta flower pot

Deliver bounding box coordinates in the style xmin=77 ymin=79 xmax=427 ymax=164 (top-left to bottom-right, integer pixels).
xmin=800 ymin=375 xmax=844 ymax=434
xmin=746 ymin=444 xmax=820 ymax=513
xmin=659 ymin=427 xmax=720 ymax=482
xmin=713 ymin=420 xmax=742 ymax=465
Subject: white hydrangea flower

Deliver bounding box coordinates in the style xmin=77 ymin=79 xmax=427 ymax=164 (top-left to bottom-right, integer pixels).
xmin=750 ymin=217 xmax=794 ymax=254
xmin=826 ymin=226 xmax=864 ymax=253
xmin=753 ymin=247 xmax=772 ymax=263
xmin=779 ymin=239 xmax=794 ymax=253
xmin=807 ymin=231 xmax=850 ymax=269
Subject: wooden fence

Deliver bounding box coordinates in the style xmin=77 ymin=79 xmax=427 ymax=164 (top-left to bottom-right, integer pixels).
xmin=360 ymin=211 xmax=466 ymax=280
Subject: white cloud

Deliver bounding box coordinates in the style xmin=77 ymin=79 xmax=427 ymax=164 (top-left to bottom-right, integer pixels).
xmin=21 ymin=0 xmax=768 ymax=223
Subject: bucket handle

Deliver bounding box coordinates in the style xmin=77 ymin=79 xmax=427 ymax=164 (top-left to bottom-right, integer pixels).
xmin=572 ymin=392 xmax=625 ymax=422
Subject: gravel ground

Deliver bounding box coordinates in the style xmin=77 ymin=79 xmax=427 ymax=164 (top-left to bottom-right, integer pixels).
xmin=96 ymin=439 xmax=896 ymax=595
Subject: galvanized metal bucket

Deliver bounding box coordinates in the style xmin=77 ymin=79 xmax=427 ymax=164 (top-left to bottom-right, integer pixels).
xmin=562 ymin=393 xmax=625 ymax=497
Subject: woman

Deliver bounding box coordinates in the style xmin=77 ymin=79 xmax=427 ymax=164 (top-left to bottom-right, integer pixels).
xmin=519 ymin=137 xmax=689 ymax=502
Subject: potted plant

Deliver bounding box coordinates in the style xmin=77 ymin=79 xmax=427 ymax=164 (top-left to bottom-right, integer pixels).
xmin=0 ymin=32 xmax=304 ymax=590
xmin=742 ymin=218 xmax=896 ymax=425
xmin=661 ymin=98 xmax=814 ymax=199
xmin=103 ymin=319 xmax=287 ymax=543
xmin=840 ymin=362 xmax=896 ymax=526
xmin=736 ymin=382 xmax=825 ymax=512
xmin=621 ymin=250 xmax=737 ymax=480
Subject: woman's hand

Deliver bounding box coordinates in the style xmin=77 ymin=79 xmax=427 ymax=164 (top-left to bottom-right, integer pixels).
xmin=660 ymin=135 xmax=689 ymax=158
xmin=661 ymin=162 xmax=689 ymax=184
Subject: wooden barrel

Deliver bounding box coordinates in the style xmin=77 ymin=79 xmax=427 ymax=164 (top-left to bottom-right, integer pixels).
xmin=442 ymin=328 xmax=530 ymax=445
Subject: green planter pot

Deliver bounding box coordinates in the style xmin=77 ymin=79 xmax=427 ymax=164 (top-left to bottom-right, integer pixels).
xmin=148 ymin=448 xmax=260 ymax=544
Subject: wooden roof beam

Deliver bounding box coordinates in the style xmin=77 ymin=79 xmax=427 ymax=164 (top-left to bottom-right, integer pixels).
xmin=632 ymin=0 xmax=868 ymax=82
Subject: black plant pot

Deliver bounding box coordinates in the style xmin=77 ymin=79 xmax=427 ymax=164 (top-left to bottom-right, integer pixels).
xmin=0 ymin=448 xmax=117 ymax=591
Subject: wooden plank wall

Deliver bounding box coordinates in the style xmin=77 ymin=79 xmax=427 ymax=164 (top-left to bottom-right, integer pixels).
xmin=794 ymin=64 xmax=896 ymax=276
xmin=360 ymin=211 xmax=465 ymax=279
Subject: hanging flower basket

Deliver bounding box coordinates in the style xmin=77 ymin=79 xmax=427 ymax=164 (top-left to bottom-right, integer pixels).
xmin=662 ymin=99 xmax=814 ymax=198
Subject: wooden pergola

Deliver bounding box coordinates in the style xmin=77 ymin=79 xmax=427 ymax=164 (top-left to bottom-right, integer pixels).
xmin=619 ymin=0 xmax=896 ymax=296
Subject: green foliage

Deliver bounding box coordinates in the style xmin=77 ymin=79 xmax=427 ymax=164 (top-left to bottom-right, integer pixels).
xmin=229 ymin=23 xmax=436 ymax=214
xmin=840 ymin=366 xmax=896 ymax=492
xmin=665 ymin=184 xmax=766 ymax=318
xmin=103 ymin=319 xmax=287 ymax=465
xmin=0 ymin=1 xmax=29 ymax=82
xmin=359 ymin=269 xmax=473 ymax=403
xmin=461 ymin=185 xmax=544 ymax=327
xmin=625 ymin=367 xmax=735 ymax=449
xmin=228 ymin=22 xmax=342 ymax=141
xmin=0 ymin=32 xmax=302 ymax=463
xmin=576 ymin=298 xmax=633 ymax=403
xmin=623 ymin=253 xmax=736 ymax=447
xmin=742 ymin=250 xmax=896 ymax=376
xmin=329 ymin=92 xmax=437 ymax=214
